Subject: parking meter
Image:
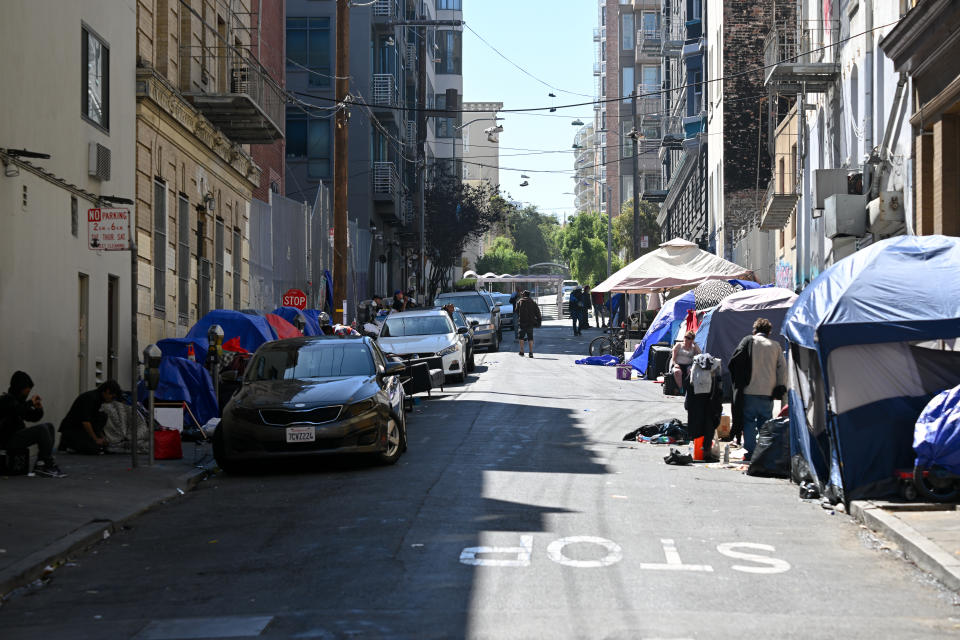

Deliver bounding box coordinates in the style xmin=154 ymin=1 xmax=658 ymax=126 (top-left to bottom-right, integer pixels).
xmin=143 ymin=344 xmax=162 ymax=465
xmin=293 ymin=315 xmax=306 ymax=335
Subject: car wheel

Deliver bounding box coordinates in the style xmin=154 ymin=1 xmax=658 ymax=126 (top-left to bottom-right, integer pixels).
xmin=378 ymin=416 xmax=403 ymax=465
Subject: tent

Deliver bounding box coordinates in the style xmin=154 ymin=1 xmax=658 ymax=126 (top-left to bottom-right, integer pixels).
xmin=627 ymin=291 xmax=695 ymax=374
xmin=783 ymin=235 xmax=960 ymax=502
xmin=186 ymin=310 xmax=275 ymax=355
xmin=593 ymin=238 xmax=753 ymax=294
xmin=137 ymin=356 xmax=219 ymax=425
xmin=264 ymin=313 xmax=301 ymax=339
xmin=272 ymin=306 xmax=322 ymax=336
xmin=157 ymin=337 xmax=208 ymax=361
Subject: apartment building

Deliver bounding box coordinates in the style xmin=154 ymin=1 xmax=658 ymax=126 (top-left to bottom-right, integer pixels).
xmin=0 ymin=0 xmax=137 ymax=420
xmin=135 ymin=0 xmax=283 ymax=343
xmin=461 ymin=101 xmax=502 ymax=273
xmin=573 ymin=123 xmax=598 ymax=214
xmin=761 ymin=0 xmax=913 ymax=290
xmin=285 ymin=0 xmax=463 ymax=300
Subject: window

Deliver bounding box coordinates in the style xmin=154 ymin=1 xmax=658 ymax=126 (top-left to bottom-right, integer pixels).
xmin=82 ymin=26 xmax=109 ymax=130
xmin=232 ymin=227 xmax=242 ymax=309
xmin=436 ymin=0 xmax=461 ymax=9
xmin=434 ymin=92 xmax=461 ymax=138
xmin=153 ymin=180 xmax=167 ymax=313
xmin=215 ymin=218 xmax=224 ymax=309
xmin=286 ymin=112 xmax=331 ymax=179
xmin=71 ymin=196 xmax=78 ymax=237
xmin=641 ymin=12 xmax=658 ymax=37
xmin=688 ymin=68 xmax=703 ymax=115
xmin=287 ymin=17 xmax=331 ymax=87
xmin=641 ymin=65 xmax=660 ymax=93
xmin=435 ymin=30 xmax=462 ymax=74
xmin=622 ymin=67 xmax=634 ymax=102
xmin=177 ymin=195 xmax=191 ymax=325
xmin=621 ymin=121 xmax=635 ymax=158
xmin=622 ymin=14 xmax=634 ymax=50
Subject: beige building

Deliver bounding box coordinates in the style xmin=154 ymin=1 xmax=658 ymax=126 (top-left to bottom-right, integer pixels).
xmin=0 ymin=0 xmax=137 ymax=419
xmin=767 ymin=106 xmax=800 ymax=287
xmin=460 ymin=101 xmax=502 ymax=273
xmin=135 ymin=0 xmax=283 ymax=343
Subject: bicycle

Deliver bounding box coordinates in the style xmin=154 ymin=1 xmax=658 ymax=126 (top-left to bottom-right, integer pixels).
xmin=589 ymin=327 xmax=627 ymax=358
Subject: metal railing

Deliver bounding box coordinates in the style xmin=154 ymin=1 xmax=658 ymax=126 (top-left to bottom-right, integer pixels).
xmin=374 ymin=0 xmax=397 ymax=18
xmin=374 ymin=161 xmax=400 ymax=196
xmin=764 ymin=20 xmax=839 ymax=69
xmin=406 ymin=120 xmax=417 ymax=148
xmin=406 ymin=42 xmax=417 ymax=69
xmin=637 ymin=26 xmax=661 ymax=53
xmin=372 ymin=73 xmax=400 ymax=107
xmin=213 ymin=50 xmax=285 ymax=136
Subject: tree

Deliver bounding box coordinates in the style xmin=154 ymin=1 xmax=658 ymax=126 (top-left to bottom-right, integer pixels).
xmin=556 ymin=211 xmax=615 ymax=287
xmin=424 ymin=177 xmax=508 ymax=300
xmin=476 ymin=237 xmax=529 ymax=275
xmin=504 ymin=205 xmax=561 ymax=265
xmin=613 ymin=199 xmax=661 ymax=258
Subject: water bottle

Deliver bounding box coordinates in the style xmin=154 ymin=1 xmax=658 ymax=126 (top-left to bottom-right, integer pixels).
xmin=723 ymin=444 xmax=730 ymax=464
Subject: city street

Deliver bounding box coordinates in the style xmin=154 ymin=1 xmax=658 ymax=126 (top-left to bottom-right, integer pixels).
xmin=1 ymin=322 xmax=958 ymax=639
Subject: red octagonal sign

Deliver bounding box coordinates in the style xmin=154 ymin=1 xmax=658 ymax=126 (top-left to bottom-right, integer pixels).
xmin=282 ymin=288 xmax=307 ymax=310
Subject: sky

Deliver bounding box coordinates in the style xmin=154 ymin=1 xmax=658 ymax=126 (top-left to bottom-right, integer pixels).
xmin=462 ymin=0 xmax=598 ymax=223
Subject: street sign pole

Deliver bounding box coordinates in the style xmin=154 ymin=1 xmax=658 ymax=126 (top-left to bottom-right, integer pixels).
xmin=129 ymin=211 xmax=139 ymax=468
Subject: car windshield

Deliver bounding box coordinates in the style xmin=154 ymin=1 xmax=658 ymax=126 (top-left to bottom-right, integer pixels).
xmin=381 ymin=315 xmax=454 ymax=337
xmin=452 ymin=312 xmax=467 ymax=329
xmin=248 ymin=342 xmax=375 ymax=380
xmin=490 ymin=293 xmax=511 ymax=304
xmin=436 ymin=296 xmax=489 ymax=314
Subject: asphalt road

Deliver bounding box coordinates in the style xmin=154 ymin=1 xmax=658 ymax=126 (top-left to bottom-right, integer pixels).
xmin=2 ymin=322 xmax=959 ymax=639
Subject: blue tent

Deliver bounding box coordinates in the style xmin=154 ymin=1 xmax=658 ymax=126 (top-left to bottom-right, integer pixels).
xmin=783 ymin=235 xmax=960 ymax=502
xmin=157 ymin=337 xmax=208 ymax=361
xmin=272 ymin=306 xmax=322 ymax=336
xmin=186 ymin=310 xmax=275 ymax=354
xmin=137 ymin=356 xmax=219 ymax=426
xmin=627 ymin=291 xmax=695 ymax=374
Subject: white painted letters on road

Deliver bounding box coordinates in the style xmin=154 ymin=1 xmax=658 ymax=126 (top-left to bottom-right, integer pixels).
xmin=715 ymin=542 xmax=792 ymax=574
xmin=546 ymin=536 xmax=623 ymax=568
xmin=637 ymin=538 xmax=714 ymax=572
xmin=459 ymin=535 xmax=533 ymax=567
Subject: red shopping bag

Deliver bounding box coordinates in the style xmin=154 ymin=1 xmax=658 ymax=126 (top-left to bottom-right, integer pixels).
xmin=154 ymin=428 xmax=183 ymax=460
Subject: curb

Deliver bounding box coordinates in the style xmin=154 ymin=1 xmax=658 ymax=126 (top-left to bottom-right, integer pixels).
xmin=850 ymin=500 xmax=960 ymax=591
xmin=0 ymin=464 xmax=215 ymax=600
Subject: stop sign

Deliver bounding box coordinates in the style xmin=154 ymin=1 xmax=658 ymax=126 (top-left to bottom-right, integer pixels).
xmin=282 ymin=288 xmax=307 ymax=310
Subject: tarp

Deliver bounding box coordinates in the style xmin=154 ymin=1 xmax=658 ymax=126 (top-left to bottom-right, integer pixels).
xmin=627 ymin=291 xmax=695 ymax=374
xmin=914 ymin=383 xmax=960 ymax=474
xmin=156 ymin=337 xmax=208 ymax=361
xmin=265 ymin=313 xmax=301 ymax=339
xmin=782 ymin=235 xmax=960 ymax=502
xmin=272 ymin=306 xmax=322 ymax=336
xmin=186 ymin=310 xmax=275 ymax=355
xmin=593 ymin=238 xmax=753 ymax=294
xmin=137 ymin=357 xmax=219 ymax=426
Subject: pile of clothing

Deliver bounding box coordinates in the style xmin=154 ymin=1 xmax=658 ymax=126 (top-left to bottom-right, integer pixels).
xmin=623 ymin=418 xmax=690 ymax=445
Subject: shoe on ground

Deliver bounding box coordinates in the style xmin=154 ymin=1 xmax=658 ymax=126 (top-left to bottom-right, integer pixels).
xmin=528 ymin=352 xmax=533 ymax=358
xmin=34 ymin=461 xmax=67 ymax=478
xmin=518 ymin=350 xmax=524 ymax=356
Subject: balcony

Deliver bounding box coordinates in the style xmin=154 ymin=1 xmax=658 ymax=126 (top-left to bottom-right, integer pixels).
xmin=760 ymin=177 xmax=800 ymax=230
xmin=593 ymin=28 xmax=601 ymax=43
xmin=661 ymin=116 xmax=684 ymax=150
xmin=373 ymin=161 xmax=402 ymax=223
xmin=405 ymin=42 xmax=417 ymax=70
xmin=373 ymin=0 xmax=398 ymax=19
xmin=371 ymin=73 xmax=401 ymax=119
xmin=764 ymin=21 xmax=840 ymax=93
xmin=640 ymin=175 xmax=668 ymax=203
xmin=637 ymin=92 xmax=662 ymax=123
xmin=593 ymin=62 xmax=602 ymax=76
xmin=661 ymin=20 xmax=683 ymax=57
xmin=637 ymin=26 xmax=661 ymax=55
xmin=183 ymin=52 xmax=284 ymax=144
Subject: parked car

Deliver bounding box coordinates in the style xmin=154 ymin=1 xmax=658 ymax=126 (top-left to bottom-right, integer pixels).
xmin=435 ymin=291 xmax=501 ymax=351
xmin=488 ymin=292 xmax=514 ymax=330
xmin=376 ymin=309 xmax=470 ymax=382
xmin=213 ymin=336 xmax=407 ymax=473
xmin=450 ymin=307 xmax=477 ymax=372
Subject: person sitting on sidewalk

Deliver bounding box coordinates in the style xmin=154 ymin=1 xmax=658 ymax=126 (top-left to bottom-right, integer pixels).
xmin=58 ymin=380 xmax=121 ymax=455
xmin=0 ymin=371 xmax=65 ymax=477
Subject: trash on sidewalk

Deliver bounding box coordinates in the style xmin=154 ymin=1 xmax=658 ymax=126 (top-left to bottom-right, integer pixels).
xmin=623 ymin=418 xmax=688 ymax=444
xmin=664 ymin=448 xmax=693 ymax=466
xmin=746 ymin=417 xmax=791 ymax=478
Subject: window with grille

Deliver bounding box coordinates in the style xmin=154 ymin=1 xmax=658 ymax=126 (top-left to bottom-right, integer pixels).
xmin=177 ymin=195 xmax=191 ymax=325
xmin=232 ymin=227 xmax=242 ymax=309
xmin=153 ymin=180 xmax=167 ymax=313
xmin=215 ymin=218 xmax=224 ymax=309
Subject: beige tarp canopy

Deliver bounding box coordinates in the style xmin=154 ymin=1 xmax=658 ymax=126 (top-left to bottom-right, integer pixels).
xmin=592 ymin=238 xmax=754 ymax=294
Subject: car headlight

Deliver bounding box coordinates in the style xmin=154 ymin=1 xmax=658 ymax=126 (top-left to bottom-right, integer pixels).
xmin=347 ymin=397 xmax=378 ymax=418
xmin=437 ymin=343 xmax=459 ymax=356
xmin=476 ymin=323 xmax=493 ymax=331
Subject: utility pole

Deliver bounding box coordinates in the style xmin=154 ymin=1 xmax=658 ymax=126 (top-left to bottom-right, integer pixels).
xmin=606 ymin=185 xmax=613 ymax=277
xmin=333 ymin=0 xmax=349 ymax=322
xmin=631 ymin=90 xmax=641 ymax=261
xmin=417 ymin=25 xmax=427 ymax=301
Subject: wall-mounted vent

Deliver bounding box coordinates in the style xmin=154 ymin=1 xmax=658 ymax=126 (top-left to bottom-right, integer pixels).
xmin=88 ymin=142 xmax=111 ymax=181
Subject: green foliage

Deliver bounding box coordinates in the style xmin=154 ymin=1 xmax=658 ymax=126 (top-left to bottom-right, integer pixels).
xmin=476 ymin=236 xmax=529 ymax=275
xmin=556 ymin=211 xmax=611 ymax=287
xmin=505 ymin=205 xmax=561 ymax=265
xmin=454 ymin=278 xmax=478 ymax=291
xmin=613 ymin=199 xmax=662 ymax=258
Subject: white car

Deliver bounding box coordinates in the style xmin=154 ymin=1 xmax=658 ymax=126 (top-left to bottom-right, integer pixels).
xmin=376 ymin=309 xmax=469 ymax=383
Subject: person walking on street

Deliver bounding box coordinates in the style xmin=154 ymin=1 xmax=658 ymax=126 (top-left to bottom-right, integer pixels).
xmin=591 ymin=288 xmax=607 ymax=328
xmin=0 ymin=371 xmax=65 ymax=477
xmin=728 ymin=318 xmax=786 ymax=461
xmin=58 ymin=380 xmax=122 ymax=455
xmin=515 ymin=290 xmax=541 ymax=358
xmin=582 ymin=286 xmax=593 ymax=328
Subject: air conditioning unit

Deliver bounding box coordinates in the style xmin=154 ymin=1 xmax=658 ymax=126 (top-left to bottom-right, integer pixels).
xmin=868 ymin=190 xmax=905 ymax=237
xmin=824 ymin=194 xmax=866 ymax=239
xmin=813 ymin=168 xmax=848 ymax=209
xmin=88 ymin=142 xmax=111 ymax=181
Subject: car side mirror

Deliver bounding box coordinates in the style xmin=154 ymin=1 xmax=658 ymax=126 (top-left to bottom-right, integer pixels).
xmin=383 ymin=361 xmax=406 ymax=376
xmin=457 ymin=326 xmax=469 ymax=335
xmin=470 ymin=320 xmax=479 ymax=327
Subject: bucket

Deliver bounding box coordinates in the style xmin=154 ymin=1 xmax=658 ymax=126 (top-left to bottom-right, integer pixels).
xmin=616 ymin=365 xmax=632 ymax=380
xmin=692 ymin=436 xmax=705 ymax=461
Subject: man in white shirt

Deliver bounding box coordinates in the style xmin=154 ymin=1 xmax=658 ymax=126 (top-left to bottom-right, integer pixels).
xmin=737 ymin=318 xmax=786 ymax=461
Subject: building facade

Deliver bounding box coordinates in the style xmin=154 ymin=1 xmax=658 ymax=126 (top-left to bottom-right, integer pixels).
xmin=135 ymin=0 xmax=282 ymax=344
xmin=0 ymin=0 xmax=137 ymax=420
xmin=573 ymin=123 xmax=598 ymax=214
xmin=250 ymin=0 xmax=286 ymax=202
xmin=460 ymin=101 xmax=502 ymax=273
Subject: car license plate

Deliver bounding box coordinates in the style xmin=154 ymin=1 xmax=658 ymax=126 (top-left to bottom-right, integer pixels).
xmin=286 ymin=426 xmax=315 ymax=443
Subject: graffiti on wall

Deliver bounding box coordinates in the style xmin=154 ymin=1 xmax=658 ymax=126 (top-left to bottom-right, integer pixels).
xmin=775 ymin=259 xmax=794 ymax=290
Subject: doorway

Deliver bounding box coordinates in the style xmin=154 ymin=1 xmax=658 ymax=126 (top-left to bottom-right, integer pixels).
xmin=107 ymin=275 xmax=119 ymax=381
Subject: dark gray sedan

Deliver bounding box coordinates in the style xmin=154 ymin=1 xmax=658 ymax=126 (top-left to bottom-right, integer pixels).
xmin=213 ymin=336 xmax=407 ymax=472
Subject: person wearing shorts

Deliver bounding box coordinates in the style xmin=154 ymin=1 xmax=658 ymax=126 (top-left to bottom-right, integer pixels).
xmin=514 ymin=291 xmax=541 ymax=358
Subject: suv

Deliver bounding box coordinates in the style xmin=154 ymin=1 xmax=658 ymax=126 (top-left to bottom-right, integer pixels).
xmin=435 ymin=291 xmax=501 ymax=351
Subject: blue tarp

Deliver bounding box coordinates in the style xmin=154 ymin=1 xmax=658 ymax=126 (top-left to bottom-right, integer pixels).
xmin=272 ymin=306 xmax=322 ymax=336
xmin=627 ymin=291 xmax=695 ymax=374
xmin=137 ymin=357 xmax=219 ymax=426
xmin=157 ymin=337 xmax=208 ymax=361
xmin=575 ymin=354 xmax=620 ymax=366
xmin=186 ymin=310 xmax=275 ymax=354
xmin=728 ymin=279 xmax=763 ymax=290
xmin=782 ymin=235 xmax=960 ymax=501
xmin=915 ymin=383 xmax=960 ymax=474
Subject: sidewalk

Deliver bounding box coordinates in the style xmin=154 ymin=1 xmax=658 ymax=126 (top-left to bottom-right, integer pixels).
xmin=851 ymin=501 xmax=960 ymax=591
xmin=0 ymin=443 xmax=216 ymax=598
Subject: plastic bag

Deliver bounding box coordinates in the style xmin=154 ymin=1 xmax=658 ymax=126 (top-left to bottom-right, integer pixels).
xmin=747 ymin=417 xmax=791 ymax=478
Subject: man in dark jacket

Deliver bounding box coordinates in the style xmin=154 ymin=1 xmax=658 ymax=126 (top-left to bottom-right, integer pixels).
xmin=728 ymin=318 xmax=786 ymax=461
xmin=569 ymin=287 xmax=585 ymax=336
xmin=58 ymin=380 xmax=121 ymax=455
xmin=515 ymin=291 xmax=542 ymax=358
xmin=0 ymin=371 xmax=65 ymax=477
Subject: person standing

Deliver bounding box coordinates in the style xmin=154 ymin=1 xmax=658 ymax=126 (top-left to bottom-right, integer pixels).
xmin=581 ymin=286 xmax=593 ymax=329
xmin=0 ymin=371 xmax=65 ymax=477
xmin=728 ymin=318 xmax=786 ymax=461
xmin=515 ymin=291 xmax=541 ymax=358
xmin=58 ymin=380 xmax=122 ymax=455
xmin=591 ymin=288 xmax=607 ymax=328
xmin=569 ymin=286 xmax=585 ymax=336
xmin=391 ymin=290 xmax=407 ymax=312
